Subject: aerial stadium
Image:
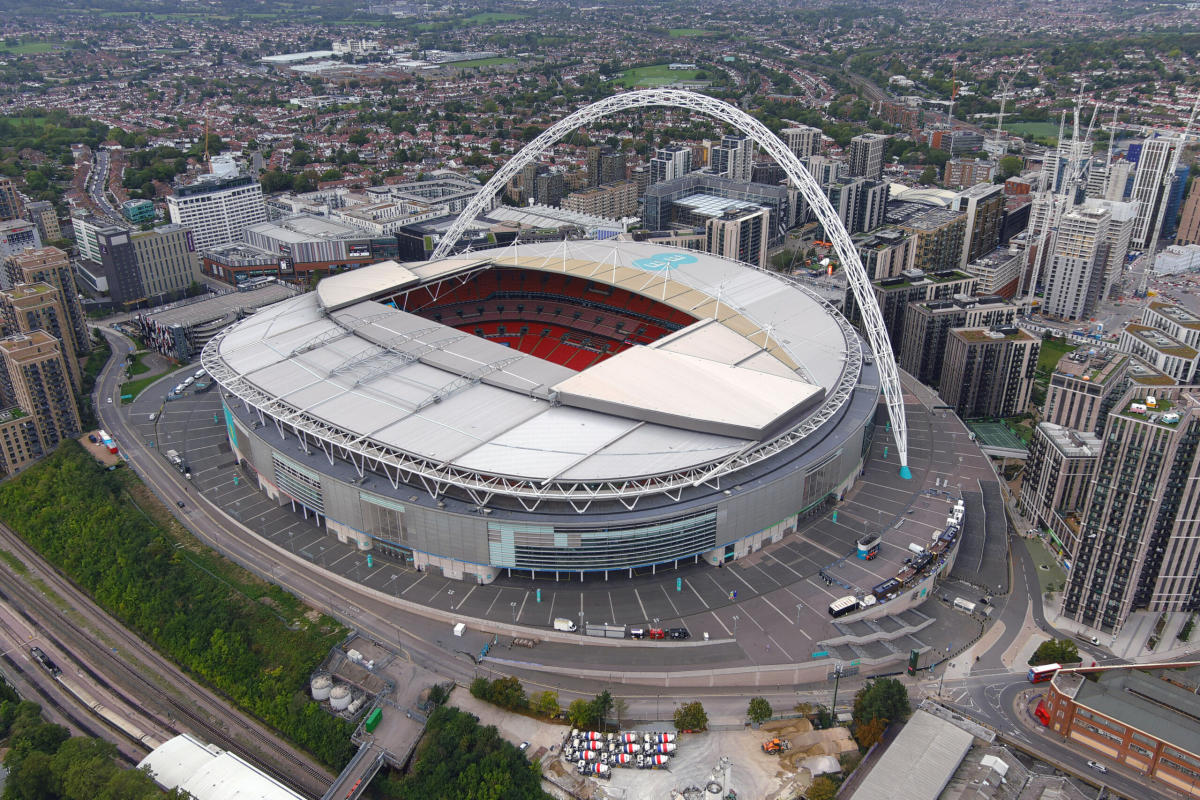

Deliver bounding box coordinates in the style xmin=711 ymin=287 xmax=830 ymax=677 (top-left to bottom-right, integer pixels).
xmin=203 ymin=239 xmax=883 ymax=583
xmin=201 ymin=89 xmax=907 ymax=584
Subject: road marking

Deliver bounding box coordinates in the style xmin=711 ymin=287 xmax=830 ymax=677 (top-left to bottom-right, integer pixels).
xmin=544 ymin=591 xmax=555 ymax=624
xmin=608 ymin=591 xmax=618 ymax=623
xmin=517 ymin=590 xmax=530 ymax=621
xmin=685 ymin=579 xmax=709 ymax=609
xmin=633 ymin=588 xmax=649 ymax=622
xmin=455 ymin=584 xmax=477 ymax=609
xmin=657 ymin=584 xmax=681 ymax=619
xmin=400 ymin=572 xmax=428 ymax=595
xmin=767 ymin=633 xmax=793 ymax=659
xmin=709 ymin=611 xmax=731 ymax=636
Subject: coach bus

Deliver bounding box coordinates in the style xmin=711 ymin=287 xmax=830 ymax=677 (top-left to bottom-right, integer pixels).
xmin=1028 ymin=663 xmax=1061 ymax=683
xmin=828 ymin=595 xmax=859 ymax=619
xmin=857 ymin=533 xmax=881 ymax=560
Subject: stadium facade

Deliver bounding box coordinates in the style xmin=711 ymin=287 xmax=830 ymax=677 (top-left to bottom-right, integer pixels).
xmin=204 ymin=240 xmax=881 ymax=583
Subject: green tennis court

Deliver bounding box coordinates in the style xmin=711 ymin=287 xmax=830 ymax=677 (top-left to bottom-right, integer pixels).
xmin=967 ymin=421 xmax=1027 ymax=451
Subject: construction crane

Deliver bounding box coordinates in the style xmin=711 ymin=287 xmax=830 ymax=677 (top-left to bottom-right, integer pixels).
xmin=993 ymin=57 xmax=1028 ymax=145
xmin=1135 ymin=93 xmax=1200 ymax=297
xmin=1022 ymin=98 xmax=1101 ymax=310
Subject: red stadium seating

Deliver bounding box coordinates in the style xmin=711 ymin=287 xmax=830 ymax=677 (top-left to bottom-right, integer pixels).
xmin=413 ymin=267 xmax=697 ymax=371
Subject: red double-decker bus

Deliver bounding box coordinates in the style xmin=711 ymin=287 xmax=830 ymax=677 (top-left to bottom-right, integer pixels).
xmin=1028 ymin=663 xmax=1061 ymax=683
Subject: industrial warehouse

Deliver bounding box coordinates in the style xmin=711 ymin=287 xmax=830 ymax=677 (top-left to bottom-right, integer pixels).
xmin=201 ymin=240 xmax=881 ymax=583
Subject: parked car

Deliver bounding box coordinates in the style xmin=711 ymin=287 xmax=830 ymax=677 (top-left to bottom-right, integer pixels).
xmin=87 ymin=434 xmax=97 ymax=443
xmin=176 ymin=501 xmax=185 ymax=509
xmin=1086 ymin=760 xmax=1108 ymax=774
xmin=629 ymin=627 xmax=645 ymax=639
xmin=668 ymin=628 xmax=690 ymax=640
xmin=647 ymin=628 xmax=666 ymax=640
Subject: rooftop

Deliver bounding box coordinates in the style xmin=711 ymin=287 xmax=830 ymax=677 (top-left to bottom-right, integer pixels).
xmin=1149 ymin=301 xmax=1200 ymax=330
xmin=140 ymin=283 xmax=300 ymax=329
xmin=847 ymin=709 xmax=974 ymax=800
xmin=1038 ymin=422 xmax=1102 ymax=458
xmin=952 ymin=327 xmax=1033 ymax=344
xmin=1053 ymin=349 xmax=1128 ymax=384
xmin=1061 ymin=665 xmax=1200 ymax=759
xmin=899 ymin=207 xmax=966 ymax=232
xmin=672 ymin=192 xmax=764 ymax=219
xmin=1124 ymin=324 xmax=1197 ymax=359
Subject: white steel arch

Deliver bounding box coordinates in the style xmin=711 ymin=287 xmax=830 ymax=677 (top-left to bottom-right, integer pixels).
xmin=432 ymin=89 xmax=911 ymax=475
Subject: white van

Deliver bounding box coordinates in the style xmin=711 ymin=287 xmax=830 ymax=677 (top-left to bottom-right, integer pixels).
xmin=553 ymin=618 xmax=577 ymax=632
xmin=194 ymin=368 xmax=206 ymax=379
xmin=183 ymin=376 xmax=194 ymax=387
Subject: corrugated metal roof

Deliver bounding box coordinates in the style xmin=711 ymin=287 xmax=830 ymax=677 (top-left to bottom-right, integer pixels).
xmin=139 ymin=735 xmax=305 ymax=800
xmin=849 ymin=710 xmax=974 ymax=800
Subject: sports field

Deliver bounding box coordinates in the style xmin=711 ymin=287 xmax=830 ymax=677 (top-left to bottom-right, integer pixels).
xmin=618 ymin=64 xmax=702 ymax=88
xmin=967 ymin=421 xmax=1028 ymax=451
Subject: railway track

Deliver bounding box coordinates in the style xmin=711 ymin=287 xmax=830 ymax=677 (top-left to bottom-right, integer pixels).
xmin=0 ymin=528 xmax=332 ymax=799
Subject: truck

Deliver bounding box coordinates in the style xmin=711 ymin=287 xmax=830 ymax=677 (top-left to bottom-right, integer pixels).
xmin=907 ymin=542 xmax=926 ymax=556
xmin=953 ymin=597 xmax=977 ymax=614
xmin=762 ymin=738 xmax=791 ymax=755
xmin=553 ymin=618 xmax=577 ymax=632
xmin=98 ymin=430 xmax=118 ymax=454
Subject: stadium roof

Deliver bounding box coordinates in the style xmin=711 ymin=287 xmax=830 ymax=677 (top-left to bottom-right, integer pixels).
xmin=206 ymin=240 xmax=858 ymax=496
xmin=138 ymin=734 xmax=305 ymax=800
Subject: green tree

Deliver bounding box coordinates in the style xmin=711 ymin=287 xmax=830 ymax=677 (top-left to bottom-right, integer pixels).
xmin=854 ymin=716 xmax=887 ymax=749
xmin=487 ymin=676 xmax=528 ymax=711
xmin=673 ymin=701 xmax=708 ymax=732
xmin=531 ymin=690 xmax=559 ymax=718
xmin=567 ymin=698 xmax=598 ymax=729
xmin=918 ymin=165 xmax=939 ymax=185
xmin=807 ymin=775 xmax=841 ymax=800
xmin=747 ymin=696 xmax=773 ymax=724
xmin=592 ymin=689 xmax=614 ymax=730
xmin=1028 ymin=638 xmax=1079 ymax=666
xmin=999 ymin=155 xmax=1024 ymax=179
xmin=852 ymin=678 xmax=911 ymax=727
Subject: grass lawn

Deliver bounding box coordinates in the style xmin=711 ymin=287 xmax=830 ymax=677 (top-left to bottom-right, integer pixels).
xmin=1036 ymin=336 xmax=1077 ymax=373
xmin=128 ymin=352 xmax=152 ymax=376
xmin=618 ymin=64 xmax=702 ymax=88
xmin=451 ymin=56 xmax=518 ymax=68
xmin=669 ymin=28 xmax=717 ymax=37
xmin=1004 ymin=121 xmax=1063 ymax=141
xmin=0 ymin=41 xmax=64 ymax=54
xmin=466 ymin=11 xmax=527 ymax=23
xmin=1024 ymin=537 xmax=1066 ymax=594
xmin=119 ymin=362 xmax=182 ymax=403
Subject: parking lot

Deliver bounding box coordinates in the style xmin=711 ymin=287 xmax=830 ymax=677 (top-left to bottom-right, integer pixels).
xmin=121 ymin=364 xmax=1003 ymax=673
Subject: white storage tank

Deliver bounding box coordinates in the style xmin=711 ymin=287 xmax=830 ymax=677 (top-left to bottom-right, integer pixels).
xmin=310 ymin=674 xmax=332 ymax=701
xmin=347 ymin=694 xmax=367 ymax=715
xmin=329 ymin=684 xmax=352 ymax=711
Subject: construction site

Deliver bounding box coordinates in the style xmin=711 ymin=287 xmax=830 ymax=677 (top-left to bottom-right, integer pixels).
xmin=538 ymin=715 xmax=858 ymax=800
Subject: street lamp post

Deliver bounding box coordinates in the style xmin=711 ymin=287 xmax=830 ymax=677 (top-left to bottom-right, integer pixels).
xmin=510 ymin=601 xmax=517 ymax=623
xmin=447 ymin=588 xmax=455 ymax=609
xmin=831 ymin=664 xmax=843 ymax=720
xmin=732 ymin=614 xmax=739 ymax=638
xmin=939 ymin=663 xmax=953 ymax=697
xmin=578 ymin=610 xmax=584 ymax=633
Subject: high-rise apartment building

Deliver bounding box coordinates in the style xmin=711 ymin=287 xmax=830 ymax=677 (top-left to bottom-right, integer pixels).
xmin=1043 ymin=205 xmax=1111 ymax=321
xmin=4 ymin=247 xmax=88 ymax=357
xmin=952 ymin=184 xmax=1006 ymax=269
xmin=0 ymin=178 xmax=23 ymax=222
xmin=1141 ymin=301 xmax=1200 ymax=350
xmin=709 ymin=135 xmax=754 ymax=183
xmin=0 ymin=331 xmax=80 ymax=453
xmin=899 ymin=295 xmax=1019 ymax=388
xmin=1119 ymin=323 xmax=1200 ymax=384
xmin=649 ymin=145 xmax=693 ymax=186
xmin=23 ymin=201 xmax=60 ymax=243
xmin=0 ymin=283 xmax=84 ymax=393
xmin=853 ymin=229 xmax=913 ymax=281
xmin=897 ymin=208 xmax=967 ymax=273
xmin=843 ymin=269 xmax=978 ymax=354
xmin=802 ymin=155 xmax=843 ymax=186
xmin=705 ymin=207 xmax=770 ymax=269
xmin=964 ymin=248 xmax=1022 ymax=298
xmin=641 ymin=174 xmax=790 ymax=247
xmin=847 ymin=133 xmax=887 ymax=181
xmin=1061 ymin=386 xmax=1200 ymax=634
xmin=560 ymin=181 xmax=638 ymax=219
xmin=781 ymin=125 xmax=822 ymax=159
xmin=586 ymin=146 xmax=625 ymax=187
xmin=1082 ymin=198 xmax=1136 ymax=302
xmin=1020 ymin=422 xmax=1101 ymax=554
xmin=165 ymin=172 xmax=267 ymax=251
xmin=825 ymin=177 xmax=887 ymax=236
xmin=939 ymin=326 xmax=1039 ymax=419
xmin=0 ymin=406 xmax=44 ymax=475
xmin=1046 ymin=350 xmax=1141 ymax=435
xmin=1176 ymin=178 xmax=1200 ymax=247
xmin=944 ymin=159 xmax=996 ymax=189
xmin=1130 ymin=136 xmax=1185 ymax=249
xmin=534 ymin=172 xmax=565 ymax=207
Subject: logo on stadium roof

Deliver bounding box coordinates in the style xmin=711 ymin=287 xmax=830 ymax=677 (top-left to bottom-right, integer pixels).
xmin=631 ymin=252 xmax=698 ymax=272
